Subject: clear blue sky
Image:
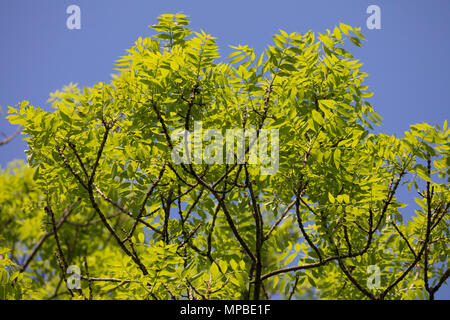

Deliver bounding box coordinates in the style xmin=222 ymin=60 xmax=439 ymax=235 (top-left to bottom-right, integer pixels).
xmin=0 ymin=0 xmax=449 ymax=299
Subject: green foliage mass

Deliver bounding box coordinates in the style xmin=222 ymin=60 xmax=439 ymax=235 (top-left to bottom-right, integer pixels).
xmin=1 ymin=14 xmax=449 ymax=300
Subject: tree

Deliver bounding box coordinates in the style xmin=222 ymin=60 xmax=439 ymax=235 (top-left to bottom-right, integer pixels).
xmin=2 ymin=13 xmax=449 ymax=300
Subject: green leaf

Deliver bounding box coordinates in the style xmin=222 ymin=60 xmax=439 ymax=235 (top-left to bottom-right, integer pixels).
xmin=210 ymin=263 xmax=220 ymax=278
xmin=319 ymin=34 xmax=334 ymax=48
xmin=307 ymin=275 xmax=317 ymax=287
xmin=349 ymin=36 xmax=362 ymax=47
xmin=229 ymin=54 xmax=246 ymax=65
xmin=312 ymin=109 xmax=324 ymax=126
xmin=333 ymin=148 xmax=341 ymax=169
xmin=285 ymin=253 xmax=296 ymax=265
xmin=415 ymin=165 xmax=431 ymax=182
xmin=273 ymin=34 xmax=286 ymax=48
xmin=319 ymin=100 xmax=336 ymax=111
xmin=256 ymin=52 xmax=265 ymax=67
xmin=328 ymin=193 xmax=336 ymax=204
xmin=279 ymin=64 xmax=297 ymax=72
xmin=59 ymin=110 xmax=72 ymax=123
xmin=333 ymin=26 xmax=342 ymax=41
xmin=339 ymin=23 xmax=352 ymax=36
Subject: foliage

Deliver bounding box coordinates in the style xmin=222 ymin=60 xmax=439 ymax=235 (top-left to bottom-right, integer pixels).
xmin=2 ymin=13 xmax=449 ymax=300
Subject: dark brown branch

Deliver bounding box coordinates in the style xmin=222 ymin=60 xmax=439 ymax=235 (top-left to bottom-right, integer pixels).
xmin=264 ymin=197 xmax=297 ymax=241
xmin=83 ymin=254 xmax=93 ymax=300
xmin=57 ymin=145 xmax=88 ymax=190
xmin=391 ymin=220 xmax=417 ymax=258
xmin=245 ymin=165 xmax=263 ymax=300
xmin=0 ymin=126 xmax=21 ymax=146
xmin=46 ymin=205 xmax=68 ymax=270
xmin=123 ymin=164 xmax=166 ymax=243
xmin=21 ymin=201 xmax=77 ymax=272
xmin=295 ymin=195 xmax=323 ymax=262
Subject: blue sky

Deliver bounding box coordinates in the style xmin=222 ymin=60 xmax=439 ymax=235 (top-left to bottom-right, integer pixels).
xmin=0 ymin=0 xmax=449 ymax=299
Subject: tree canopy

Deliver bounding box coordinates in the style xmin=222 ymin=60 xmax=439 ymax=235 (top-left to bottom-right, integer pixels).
xmin=1 ymin=13 xmax=449 ymax=300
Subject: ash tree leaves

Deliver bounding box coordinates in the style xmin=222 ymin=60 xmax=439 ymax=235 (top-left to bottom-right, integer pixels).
xmin=2 ymin=14 xmax=450 ymax=300
xmin=151 ymin=13 xmax=192 ymax=48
